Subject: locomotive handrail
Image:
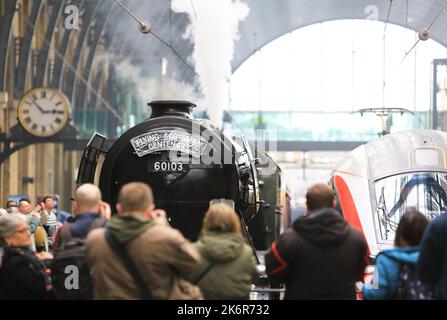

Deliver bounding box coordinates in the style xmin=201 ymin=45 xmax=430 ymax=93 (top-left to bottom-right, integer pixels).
xmin=240 ymin=135 xmax=261 ymax=216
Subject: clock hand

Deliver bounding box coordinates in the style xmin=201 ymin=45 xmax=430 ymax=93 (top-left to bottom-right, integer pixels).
xmin=31 ymin=100 xmax=49 ymax=114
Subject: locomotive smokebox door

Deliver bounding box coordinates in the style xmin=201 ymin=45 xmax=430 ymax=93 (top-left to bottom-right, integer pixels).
xmin=79 ymin=101 xmax=241 ymax=241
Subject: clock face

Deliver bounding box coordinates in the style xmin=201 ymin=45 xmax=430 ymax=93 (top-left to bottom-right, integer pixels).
xmin=18 ymin=87 xmax=70 ymax=137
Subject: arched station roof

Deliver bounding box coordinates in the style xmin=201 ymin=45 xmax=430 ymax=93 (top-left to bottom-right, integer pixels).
xmin=233 ymin=0 xmax=447 ymax=72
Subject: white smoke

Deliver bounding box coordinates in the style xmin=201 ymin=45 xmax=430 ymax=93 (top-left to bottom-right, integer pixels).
xmin=115 ymin=59 xmax=201 ymax=108
xmin=171 ymin=0 xmax=250 ymax=127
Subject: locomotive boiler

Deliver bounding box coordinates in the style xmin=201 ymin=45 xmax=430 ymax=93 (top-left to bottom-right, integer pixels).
xmin=331 ymin=129 xmax=447 ymax=256
xmin=77 ymin=100 xmax=288 ymax=253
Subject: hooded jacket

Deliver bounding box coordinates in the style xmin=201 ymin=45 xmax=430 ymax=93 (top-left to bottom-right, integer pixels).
xmin=85 ymin=214 xmax=202 ymax=299
xmin=265 ymin=208 xmax=368 ymax=299
xmin=192 ymin=232 xmax=259 ymax=299
xmin=362 ymin=247 xmax=420 ymax=300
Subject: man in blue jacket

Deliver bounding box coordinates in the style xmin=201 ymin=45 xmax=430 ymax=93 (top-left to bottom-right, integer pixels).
xmin=418 ymin=213 xmax=447 ymax=299
xmin=53 ymin=184 xmax=110 ymax=248
xmin=51 ymin=183 xmax=110 ymax=300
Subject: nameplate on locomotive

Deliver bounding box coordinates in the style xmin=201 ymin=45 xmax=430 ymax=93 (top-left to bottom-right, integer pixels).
xmin=130 ymin=129 xmax=208 ymax=158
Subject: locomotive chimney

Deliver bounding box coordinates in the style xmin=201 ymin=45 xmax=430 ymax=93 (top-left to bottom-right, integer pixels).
xmin=148 ymin=100 xmax=196 ymax=119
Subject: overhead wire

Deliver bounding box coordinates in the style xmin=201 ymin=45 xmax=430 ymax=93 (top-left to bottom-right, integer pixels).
xmin=150 ymin=31 xmax=199 ymax=78
xmin=382 ymin=0 xmax=394 ymax=108
xmin=113 ymin=0 xmax=198 ymax=78
xmin=113 ymin=0 xmax=145 ymax=27
xmin=383 ymin=0 xmax=394 ymax=34
xmin=427 ymin=0 xmax=447 ymax=31
xmin=397 ymin=0 xmax=447 ymax=68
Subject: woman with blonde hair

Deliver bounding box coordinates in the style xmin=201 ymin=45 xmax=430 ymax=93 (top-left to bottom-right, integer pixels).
xmin=192 ymin=203 xmax=259 ymax=299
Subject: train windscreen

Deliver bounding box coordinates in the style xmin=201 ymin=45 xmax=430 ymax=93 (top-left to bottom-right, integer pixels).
xmin=374 ymin=171 xmax=447 ymax=243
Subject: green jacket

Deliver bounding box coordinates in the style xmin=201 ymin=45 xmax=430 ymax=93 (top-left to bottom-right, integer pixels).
xmin=193 ymin=231 xmax=259 ymax=300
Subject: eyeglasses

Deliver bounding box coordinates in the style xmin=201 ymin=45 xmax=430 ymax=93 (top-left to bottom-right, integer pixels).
xmin=16 ymin=227 xmax=30 ymax=234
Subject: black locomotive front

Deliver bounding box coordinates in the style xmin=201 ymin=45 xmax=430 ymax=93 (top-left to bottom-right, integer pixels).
xmin=77 ymin=101 xmax=265 ymax=243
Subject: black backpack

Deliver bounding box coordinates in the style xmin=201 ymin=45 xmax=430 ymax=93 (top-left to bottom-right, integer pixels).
xmin=52 ymin=218 xmax=106 ymax=300
xmin=394 ymin=262 xmax=433 ymax=300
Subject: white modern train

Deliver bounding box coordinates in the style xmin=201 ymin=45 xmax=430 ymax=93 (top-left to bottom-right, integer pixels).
xmin=331 ymin=129 xmax=447 ymax=256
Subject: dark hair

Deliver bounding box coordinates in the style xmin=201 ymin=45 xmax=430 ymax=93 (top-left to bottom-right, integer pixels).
xmin=42 ymin=196 xmax=53 ymax=203
xmin=394 ymin=208 xmax=429 ymax=247
xmin=306 ymin=183 xmax=334 ymax=211
xmin=18 ymin=198 xmax=31 ymax=203
xmin=6 ymin=200 xmax=17 ymax=208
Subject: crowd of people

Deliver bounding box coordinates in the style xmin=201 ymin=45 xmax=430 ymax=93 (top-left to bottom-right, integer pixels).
xmin=0 ymin=182 xmax=446 ymax=300
xmin=0 ymin=182 xmax=258 ymax=300
xmin=265 ymin=183 xmax=447 ymax=300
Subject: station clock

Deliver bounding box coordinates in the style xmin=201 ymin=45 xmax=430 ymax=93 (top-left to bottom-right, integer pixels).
xmin=18 ymin=87 xmax=70 ymax=137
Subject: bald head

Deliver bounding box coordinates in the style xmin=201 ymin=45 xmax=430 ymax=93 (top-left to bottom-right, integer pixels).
xmin=74 ymin=183 xmax=102 ymax=214
xmin=306 ymin=183 xmax=335 ymax=212
xmin=117 ymin=182 xmax=153 ymax=216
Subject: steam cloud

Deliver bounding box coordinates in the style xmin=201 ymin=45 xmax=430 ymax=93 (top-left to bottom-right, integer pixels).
xmin=171 ymin=0 xmax=250 ymax=127
xmin=115 ymin=59 xmax=201 ymax=109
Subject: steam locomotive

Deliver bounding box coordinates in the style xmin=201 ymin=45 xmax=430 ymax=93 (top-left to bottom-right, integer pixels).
xmin=77 ymin=101 xmax=289 ymax=255
xmin=331 ymin=129 xmax=447 ymax=256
